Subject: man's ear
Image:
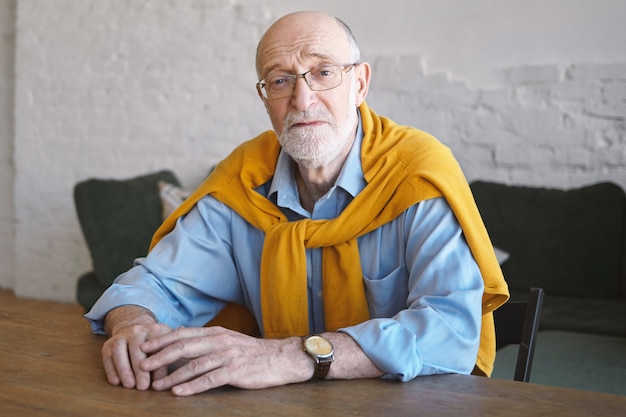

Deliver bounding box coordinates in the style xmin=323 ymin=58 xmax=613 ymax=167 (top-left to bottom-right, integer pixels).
xmin=354 ymin=62 xmax=371 ymax=107
xmin=256 ymin=84 xmax=268 ymax=105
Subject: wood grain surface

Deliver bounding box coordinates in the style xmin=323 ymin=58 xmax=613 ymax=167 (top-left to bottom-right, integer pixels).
xmin=1 ymin=290 xmax=624 ymax=416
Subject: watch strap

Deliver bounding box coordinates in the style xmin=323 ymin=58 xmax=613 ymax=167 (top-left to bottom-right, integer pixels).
xmin=313 ymin=356 xmax=332 ymax=379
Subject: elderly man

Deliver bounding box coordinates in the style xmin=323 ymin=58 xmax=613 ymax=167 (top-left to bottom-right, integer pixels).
xmin=86 ymin=11 xmax=508 ymax=396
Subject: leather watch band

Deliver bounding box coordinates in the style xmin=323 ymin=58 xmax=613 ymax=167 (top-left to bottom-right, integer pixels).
xmin=313 ymin=357 xmax=332 ymax=379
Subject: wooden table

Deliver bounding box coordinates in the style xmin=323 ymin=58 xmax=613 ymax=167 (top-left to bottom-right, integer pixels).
xmin=1 ymin=290 xmax=625 ymax=416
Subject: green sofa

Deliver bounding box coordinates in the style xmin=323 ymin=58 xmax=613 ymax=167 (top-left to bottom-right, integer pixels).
xmin=471 ymin=181 xmax=626 ymax=395
xmin=74 ymin=170 xmax=182 ymax=311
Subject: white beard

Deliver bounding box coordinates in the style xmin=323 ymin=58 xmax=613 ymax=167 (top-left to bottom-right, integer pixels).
xmin=278 ymin=84 xmax=358 ymax=169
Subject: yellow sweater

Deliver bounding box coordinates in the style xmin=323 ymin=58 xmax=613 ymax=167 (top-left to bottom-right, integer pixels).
xmin=151 ymin=102 xmax=509 ymax=376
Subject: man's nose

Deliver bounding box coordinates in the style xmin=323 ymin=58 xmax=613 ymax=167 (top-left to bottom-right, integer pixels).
xmin=291 ymin=76 xmax=315 ymax=110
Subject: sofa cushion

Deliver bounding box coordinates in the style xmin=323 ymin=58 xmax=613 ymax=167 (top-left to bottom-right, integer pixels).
xmin=471 ymin=181 xmax=626 ymax=299
xmin=158 ymin=180 xmax=191 ymax=220
xmin=74 ymin=170 xmax=181 ymax=288
xmin=508 ymin=290 xmax=626 ymax=336
xmin=540 ymin=294 xmax=626 ymax=337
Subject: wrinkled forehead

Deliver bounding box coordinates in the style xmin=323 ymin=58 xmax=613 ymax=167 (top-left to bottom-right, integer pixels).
xmin=256 ymin=15 xmax=352 ymax=77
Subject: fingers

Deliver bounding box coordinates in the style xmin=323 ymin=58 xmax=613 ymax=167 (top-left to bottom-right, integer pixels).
xmin=102 ymin=337 xmax=141 ymax=388
xmin=128 ymin=334 xmax=152 ymax=390
xmin=140 ymin=327 xmax=232 ymax=395
xmin=170 ymin=367 xmax=230 ymax=396
xmin=151 ymin=356 xmax=227 ymax=395
xmin=141 ymin=326 xmax=210 ymax=354
xmin=102 ymin=329 xmax=150 ymax=390
xmin=101 ymin=323 xmax=172 ymax=391
xmin=152 ymin=365 xmax=170 ymax=382
xmin=140 ymin=327 xmax=212 ymax=372
xmin=102 ymin=339 xmax=122 ymax=386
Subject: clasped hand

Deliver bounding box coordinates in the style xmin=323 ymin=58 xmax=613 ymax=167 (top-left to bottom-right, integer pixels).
xmin=102 ymin=324 xmax=310 ymax=396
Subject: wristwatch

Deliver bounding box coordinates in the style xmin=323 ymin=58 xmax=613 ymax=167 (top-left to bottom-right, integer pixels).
xmin=303 ymin=335 xmax=334 ymax=379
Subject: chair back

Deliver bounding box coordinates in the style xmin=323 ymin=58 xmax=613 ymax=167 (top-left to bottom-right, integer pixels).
xmin=493 ymin=287 xmax=544 ymax=382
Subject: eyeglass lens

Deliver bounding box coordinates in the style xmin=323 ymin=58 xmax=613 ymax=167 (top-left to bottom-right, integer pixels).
xmin=260 ymin=65 xmax=350 ymax=99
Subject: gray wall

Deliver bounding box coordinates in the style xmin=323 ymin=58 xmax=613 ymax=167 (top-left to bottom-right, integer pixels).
xmin=0 ymin=0 xmax=15 ymax=291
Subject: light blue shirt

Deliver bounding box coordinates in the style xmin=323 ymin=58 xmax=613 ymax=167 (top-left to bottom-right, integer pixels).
xmin=86 ymin=117 xmax=484 ymax=381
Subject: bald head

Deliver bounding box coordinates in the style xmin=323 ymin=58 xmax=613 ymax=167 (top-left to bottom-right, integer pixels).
xmin=255 ymin=11 xmax=360 ymax=79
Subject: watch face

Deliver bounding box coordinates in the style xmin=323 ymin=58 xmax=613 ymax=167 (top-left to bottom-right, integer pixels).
xmin=305 ymin=335 xmax=333 ymax=357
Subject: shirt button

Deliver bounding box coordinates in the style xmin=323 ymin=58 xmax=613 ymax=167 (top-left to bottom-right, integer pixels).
xmin=317 ymin=290 xmax=323 ymax=299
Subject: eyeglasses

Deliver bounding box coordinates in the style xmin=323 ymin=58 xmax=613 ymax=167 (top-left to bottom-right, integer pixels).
xmin=256 ymin=63 xmax=358 ymax=100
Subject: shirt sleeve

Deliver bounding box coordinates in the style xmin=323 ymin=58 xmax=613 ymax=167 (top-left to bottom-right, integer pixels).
xmin=84 ymin=196 xmax=245 ymax=335
xmin=339 ymin=197 xmax=484 ymax=380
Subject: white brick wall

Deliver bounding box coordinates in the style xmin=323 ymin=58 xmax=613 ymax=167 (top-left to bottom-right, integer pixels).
xmin=12 ymin=0 xmax=273 ymax=300
xmin=369 ymin=59 xmax=626 ymax=188
xmin=2 ymin=0 xmax=626 ymax=302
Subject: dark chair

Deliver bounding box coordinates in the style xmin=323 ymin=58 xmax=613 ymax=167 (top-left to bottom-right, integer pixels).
xmin=493 ymin=287 xmax=544 ymax=382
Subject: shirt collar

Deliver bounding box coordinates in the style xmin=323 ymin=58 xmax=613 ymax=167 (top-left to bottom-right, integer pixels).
xmin=268 ymin=110 xmax=366 ymax=207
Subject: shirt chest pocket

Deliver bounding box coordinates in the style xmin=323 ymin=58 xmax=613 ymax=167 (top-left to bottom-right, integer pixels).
xmin=362 ymin=265 xmax=409 ymax=318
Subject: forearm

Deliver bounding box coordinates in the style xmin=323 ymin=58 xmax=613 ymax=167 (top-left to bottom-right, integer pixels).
xmin=341 ymin=308 xmax=481 ymax=380
xmin=320 ymin=332 xmax=384 ymax=380
xmin=103 ymin=305 xmax=158 ymax=336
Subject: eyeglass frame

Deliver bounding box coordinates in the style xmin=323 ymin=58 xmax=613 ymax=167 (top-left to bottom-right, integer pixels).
xmin=256 ymin=63 xmax=359 ymax=100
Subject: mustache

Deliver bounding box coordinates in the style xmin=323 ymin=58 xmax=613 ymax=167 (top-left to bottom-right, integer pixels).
xmin=283 ymin=109 xmax=335 ymax=129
